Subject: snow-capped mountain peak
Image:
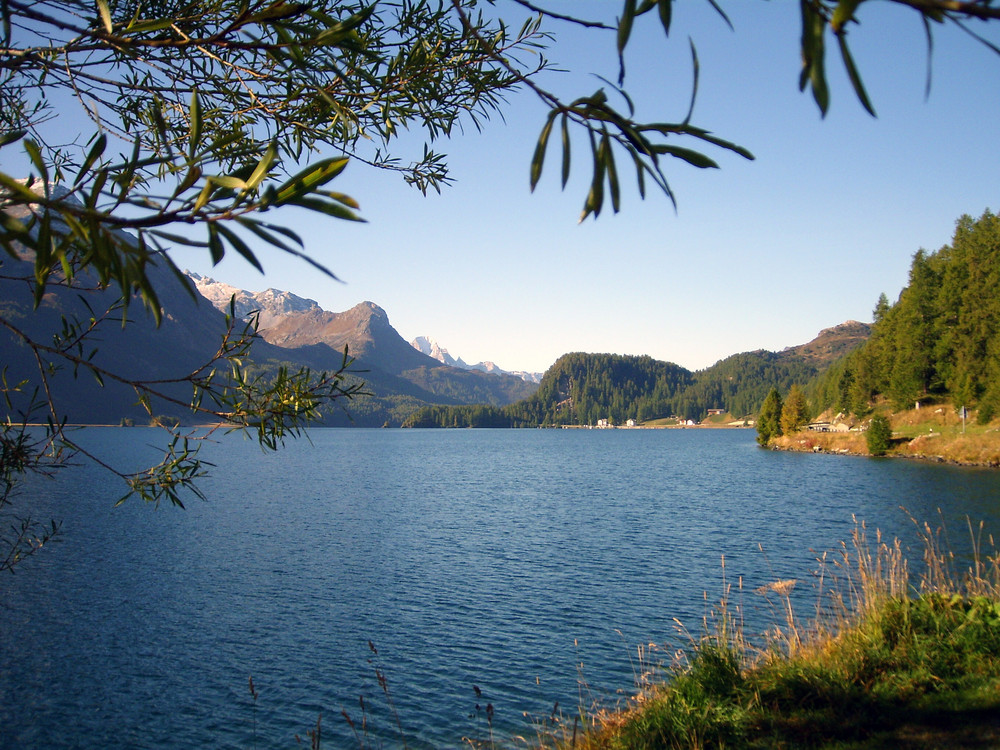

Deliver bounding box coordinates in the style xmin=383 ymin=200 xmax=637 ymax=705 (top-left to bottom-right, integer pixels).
xmin=187 ymin=272 xmax=321 ymax=328
xmin=411 ymin=335 xmax=468 ymax=369
xmin=186 ymin=274 xmax=544 ymax=384
xmin=410 ymin=336 xmax=542 ymax=384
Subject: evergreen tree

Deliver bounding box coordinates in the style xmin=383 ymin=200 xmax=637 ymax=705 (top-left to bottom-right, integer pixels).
xmin=887 ymin=249 xmax=940 ymax=407
xmin=812 ymin=210 xmax=1000 ymax=421
xmin=873 ymin=293 xmax=890 ymax=324
xmin=756 ymin=388 xmax=784 ymax=446
xmin=866 ymin=415 xmax=893 ymax=456
xmin=780 ymin=384 xmax=810 ymax=434
xmin=848 ymin=348 xmax=878 ymax=416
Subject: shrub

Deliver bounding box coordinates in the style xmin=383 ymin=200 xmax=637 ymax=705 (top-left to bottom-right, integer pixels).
xmin=866 ymin=415 xmax=892 ymax=456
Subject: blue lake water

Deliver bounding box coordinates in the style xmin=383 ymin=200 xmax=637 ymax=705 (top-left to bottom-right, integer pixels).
xmin=2 ymin=427 xmax=999 ymax=748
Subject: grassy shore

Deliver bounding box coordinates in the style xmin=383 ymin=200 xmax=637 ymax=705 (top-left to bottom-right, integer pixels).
xmin=771 ymin=403 xmax=1000 ymax=467
xmin=528 ymin=519 xmax=1000 ymax=750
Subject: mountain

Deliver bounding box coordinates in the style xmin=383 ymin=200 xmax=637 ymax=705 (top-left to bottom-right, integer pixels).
xmin=411 ymin=335 xmax=543 ymax=384
xmin=1 ymin=256 xmax=267 ymax=425
xmin=186 ymin=276 xmax=539 ymax=423
xmin=781 ymin=320 xmax=871 ymax=366
xmin=3 ymin=229 xmax=865 ymax=431
xmin=412 ymin=335 xmax=464 ymax=368
xmin=187 ymin=271 xmax=321 ymax=328
xmin=0 ymin=178 xmax=540 ymax=431
xmin=259 ymin=300 xmax=436 ymax=372
xmin=403 ymin=323 xmax=871 ymax=427
xmin=2 ymin=266 xmax=538 ymax=427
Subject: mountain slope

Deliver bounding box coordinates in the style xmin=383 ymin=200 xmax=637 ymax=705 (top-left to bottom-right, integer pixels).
xmin=1 ymin=269 xmax=537 ymax=427
xmin=186 ymin=277 xmax=539 ymax=421
xmin=404 ymin=322 xmax=871 ymax=427
xmin=259 ymin=300 xmax=436 ymax=373
xmin=1 ymin=255 xmax=259 ymax=424
xmin=411 ymin=335 xmax=543 ymax=384
xmin=781 ymin=320 xmax=871 ymax=365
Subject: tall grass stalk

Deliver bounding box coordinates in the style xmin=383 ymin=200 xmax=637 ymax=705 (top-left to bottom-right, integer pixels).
xmin=538 ymin=514 xmax=1000 ymax=750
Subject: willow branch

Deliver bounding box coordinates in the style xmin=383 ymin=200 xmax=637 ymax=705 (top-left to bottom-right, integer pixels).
xmin=891 ymin=0 xmax=1000 ymax=21
xmin=507 ymin=1 xmax=614 ymax=30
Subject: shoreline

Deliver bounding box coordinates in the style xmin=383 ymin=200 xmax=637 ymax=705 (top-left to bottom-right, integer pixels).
xmin=771 ymin=431 xmax=1000 ymax=469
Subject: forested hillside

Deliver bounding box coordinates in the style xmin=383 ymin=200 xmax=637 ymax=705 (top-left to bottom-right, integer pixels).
xmin=813 ymin=211 xmax=1000 ymax=422
xmin=509 ymin=353 xmax=694 ymax=426
xmin=403 ymin=325 xmax=867 ymax=428
xmin=403 ymin=353 xmax=693 ymax=427
xmin=677 ymin=350 xmax=820 ymax=421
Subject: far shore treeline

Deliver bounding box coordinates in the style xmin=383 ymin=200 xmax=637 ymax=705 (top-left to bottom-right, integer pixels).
xmin=402 ymin=350 xmax=821 ymax=428
xmin=407 ymin=210 xmax=1000 ymax=430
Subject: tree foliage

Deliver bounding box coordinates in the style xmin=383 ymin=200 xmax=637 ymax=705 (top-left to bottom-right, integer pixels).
xmin=780 ymin=384 xmax=810 ymax=434
xmin=866 ymin=415 xmax=893 ymax=456
xmin=677 ymin=351 xmax=820 ymax=422
xmin=814 ymin=210 xmax=1000 ymax=422
xmin=756 ymin=387 xmax=783 ymax=446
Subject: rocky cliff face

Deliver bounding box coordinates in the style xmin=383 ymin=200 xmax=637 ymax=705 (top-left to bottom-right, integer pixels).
xmin=410 ymin=335 xmax=543 ymax=384
xmin=411 ymin=335 xmax=467 ymax=369
xmin=187 ymin=272 xmax=321 ymax=328
xmin=781 ymin=320 xmax=871 ymax=366
xmin=257 ymin=300 xmax=439 ymax=373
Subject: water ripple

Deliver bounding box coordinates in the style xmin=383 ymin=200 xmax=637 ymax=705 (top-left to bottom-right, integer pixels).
xmin=2 ymin=428 xmax=999 ymax=748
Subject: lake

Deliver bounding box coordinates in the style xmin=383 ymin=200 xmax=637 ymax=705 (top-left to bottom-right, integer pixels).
xmin=2 ymin=427 xmax=999 ymax=748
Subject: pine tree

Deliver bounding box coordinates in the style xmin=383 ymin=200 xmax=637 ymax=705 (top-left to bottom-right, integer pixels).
xmin=866 ymin=415 xmax=893 ymax=456
xmin=780 ymin=384 xmax=810 ymax=434
xmin=757 ymin=388 xmax=784 ymax=446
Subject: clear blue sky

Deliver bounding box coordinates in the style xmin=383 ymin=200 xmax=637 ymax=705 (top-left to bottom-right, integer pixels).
xmin=173 ymin=2 xmax=1000 ymax=374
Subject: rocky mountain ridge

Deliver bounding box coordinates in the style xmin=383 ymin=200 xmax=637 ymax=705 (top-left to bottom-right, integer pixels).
xmin=189 ymin=274 xmax=542 ymax=382
xmin=187 ymin=271 xmax=321 ymax=328
xmin=780 ymin=320 xmax=872 ymax=365
xmin=411 ymin=336 xmax=543 ymax=384
xmin=184 ymin=274 xmax=539 ymax=423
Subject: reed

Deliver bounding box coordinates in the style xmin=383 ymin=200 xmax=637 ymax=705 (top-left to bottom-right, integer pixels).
xmin=537 ymin=514 xmax=1000 ymax=750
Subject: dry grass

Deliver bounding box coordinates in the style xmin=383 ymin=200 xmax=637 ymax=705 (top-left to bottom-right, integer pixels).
xmin=772 ymin=402 xmax=1000 ymax=466
xmin=533 ymin=515 xmax=1000 ymax=750
xmin=899 ymin=432 xmax=1000 ymax=465
xmin=769 ymin=431 xmax=868 ymax=455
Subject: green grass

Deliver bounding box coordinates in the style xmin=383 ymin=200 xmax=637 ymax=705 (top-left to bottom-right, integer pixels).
xmin=536 ymin=518 xmax=1000 ymax=750
xmin=641 ymin=417 xmax=680 ymax=427
xmin=700 ymin=413 xmax=734 ymax=425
